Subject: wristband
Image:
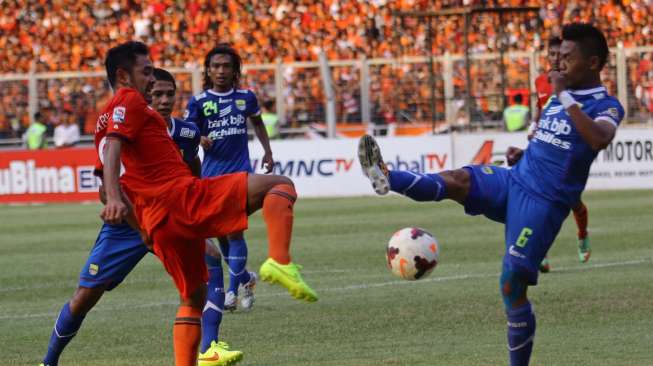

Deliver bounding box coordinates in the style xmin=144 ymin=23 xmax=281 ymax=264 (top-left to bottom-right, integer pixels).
xmin=558 ymin=91 xmax=581 ymax=109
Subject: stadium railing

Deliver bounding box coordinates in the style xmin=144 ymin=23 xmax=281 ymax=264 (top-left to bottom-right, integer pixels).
xmin=1 ymin=46 xmax=652 ymax=148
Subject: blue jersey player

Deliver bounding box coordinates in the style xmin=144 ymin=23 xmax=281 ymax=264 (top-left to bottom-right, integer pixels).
xmin=185 ymin=44 xmax=273 ymax=312
xmin=358 ymin=24 xmax=622 ymax=366
xmin=40 ymin=68 xmax=243 ymax=366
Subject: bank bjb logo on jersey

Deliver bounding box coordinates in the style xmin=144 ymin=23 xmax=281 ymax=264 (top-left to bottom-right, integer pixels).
xmin=236 ymin=99 xmax=246 ymax=111
xmin=112 ymin=106 xmax=126 ymax=123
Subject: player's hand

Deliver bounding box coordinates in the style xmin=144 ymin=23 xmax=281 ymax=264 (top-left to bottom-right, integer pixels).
xmin=200 ymin=136 xmax=213 ymax=150
xmin=506 ymin=146 xmax=524 ymax=167
xmin=262 ymin=152 xmax=274 ymax=173
xmin=548 ymin=70 xmax=566 ymax=95
xmin=101 ymin=199 xmax=128 ymax=224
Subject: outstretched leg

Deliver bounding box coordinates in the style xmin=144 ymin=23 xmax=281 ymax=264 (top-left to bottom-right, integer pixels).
xmin=246 ymin=174 xmax=318 ymax=302
xmin=358 ymin=134 xmax=471 ymax=204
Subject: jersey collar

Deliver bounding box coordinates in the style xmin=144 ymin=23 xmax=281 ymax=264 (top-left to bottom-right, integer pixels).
xmin=568 ymin=86 xmax=606 ymax=96
xmin=207 ymin=88 xmax=234 ymax=97
xmin=167 ymin=117 xmax=175 ymax=137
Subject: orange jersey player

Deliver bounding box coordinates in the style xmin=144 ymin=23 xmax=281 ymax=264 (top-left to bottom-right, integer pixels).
xmin=96 ymin=41 xmax=317 ymax=366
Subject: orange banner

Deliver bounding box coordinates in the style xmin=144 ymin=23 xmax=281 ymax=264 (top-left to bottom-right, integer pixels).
xmin=0 ymin=147 xmax=100 ymax=204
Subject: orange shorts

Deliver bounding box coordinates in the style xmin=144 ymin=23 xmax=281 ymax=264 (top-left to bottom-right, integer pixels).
xmin=150 ymin=172 xmax=249 ymax=299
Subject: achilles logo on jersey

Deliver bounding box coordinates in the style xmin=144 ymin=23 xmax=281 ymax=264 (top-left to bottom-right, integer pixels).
xmin=219 ymin=105 xmax=233 ymax=117
xmin=112 ymin=106 xmax=126 ymax=123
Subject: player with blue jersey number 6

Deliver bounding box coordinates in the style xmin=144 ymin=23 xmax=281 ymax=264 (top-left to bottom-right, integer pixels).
xmin=359 ymin=23 xmax=623 ymax=366
xmin=184 ymin=44 xmax=279 ymax=313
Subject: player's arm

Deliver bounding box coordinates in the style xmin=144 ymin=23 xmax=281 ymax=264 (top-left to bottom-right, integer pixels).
xmin=550 ymin=71 xmax=618 ymax=151
xmin=565 ymin=105 xmax=616 ymax=150
xmin=250 ymin=114 xmax=274 ymax=173
xmin=98 ymin=184 xmax=141 ymax=232
xmin=189 ymin=156 xmax=202 ymax=178
xmin=100 ymin=136 xmax=128 ymax=224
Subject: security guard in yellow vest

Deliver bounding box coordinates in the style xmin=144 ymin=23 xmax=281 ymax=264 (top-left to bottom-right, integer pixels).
xmin=503 ymin=94 xmax=530 ymax=132
xmin=23 ymin=112 xmax=48 ymax=149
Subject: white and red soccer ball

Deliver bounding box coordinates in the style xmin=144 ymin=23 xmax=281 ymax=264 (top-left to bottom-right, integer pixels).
xmin=386 ymin=227 xmax=440 ymax=280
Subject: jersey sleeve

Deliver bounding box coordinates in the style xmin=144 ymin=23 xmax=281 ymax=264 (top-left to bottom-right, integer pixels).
xmin=591 ymin=98 xmax=625 ymax=127
xmin=247 ymin=91 xmax=261 ymax=118
xmin=184 ymin=96 xmax=206 ymax=135
xmin=106 ymin=92 xmax=148 ymax=141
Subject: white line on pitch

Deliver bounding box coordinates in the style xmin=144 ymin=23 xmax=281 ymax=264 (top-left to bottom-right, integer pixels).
xmin=0 ymin=258 xmax=650 ymax=320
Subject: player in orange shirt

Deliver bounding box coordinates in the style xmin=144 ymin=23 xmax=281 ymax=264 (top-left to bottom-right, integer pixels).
xmin=97 ymin=41 xmax=318 ymax=366
xmin=521 ymin=36 xmax=591 ymax=272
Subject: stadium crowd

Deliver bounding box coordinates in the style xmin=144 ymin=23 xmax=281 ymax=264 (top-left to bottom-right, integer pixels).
xmin=1 ymin=0 xmax=652 ymax=139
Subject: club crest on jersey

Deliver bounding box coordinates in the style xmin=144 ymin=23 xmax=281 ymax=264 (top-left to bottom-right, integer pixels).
xmin=236 ymin=99 xmax=246 ymax=111
xmin=89 ymin=263 xmax=99 ymax=275
xmin=112 ymin=106 xmax=126 ymax=123
xmin=600 ymin=108 xmax=619 ymax=120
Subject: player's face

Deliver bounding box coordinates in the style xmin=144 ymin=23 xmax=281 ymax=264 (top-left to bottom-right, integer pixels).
xmin=150 ymin=80 xmax=176 ymax=120
xmin=547 ymin=45 xmax=560 ymax=70
xmin=208 ymin=54 xmax=235 ymax=91
xmin=558 ymin=40 xmax=591 ymax=89
xmin=128 ymin=54 xmax=155 ymax=100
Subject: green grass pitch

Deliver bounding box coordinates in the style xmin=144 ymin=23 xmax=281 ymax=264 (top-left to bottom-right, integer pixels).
xmin=1 ymin=190 xmax=652 ymax=365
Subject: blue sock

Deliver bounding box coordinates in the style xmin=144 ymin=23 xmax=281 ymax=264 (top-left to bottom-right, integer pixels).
xmin=226 ymin=239 xmax=250 ymax=294
xmin=388 ymin=170 xmax=447 ymax=201
xmin=506 ymin=302 xmax=536 ymax=366
xmin=201 ymin=254 xmax=224 ymax=353
xmin=43 ymin=303 xmax=85 ymax=366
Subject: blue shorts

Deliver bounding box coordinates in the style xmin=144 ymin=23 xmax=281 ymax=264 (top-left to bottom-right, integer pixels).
xmin=79 ymin=223 xmax=149 ymax=291
xmin=463 ymin=165 xmax=570 ymax=285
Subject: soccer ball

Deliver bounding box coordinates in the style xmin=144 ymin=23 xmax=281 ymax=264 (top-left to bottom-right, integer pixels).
xmin=386 ymin=227 xmax=440 ymax=281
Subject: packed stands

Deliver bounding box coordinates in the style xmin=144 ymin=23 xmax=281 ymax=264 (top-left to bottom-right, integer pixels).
xmin=1 ymin=0 xmax=652 ymax=140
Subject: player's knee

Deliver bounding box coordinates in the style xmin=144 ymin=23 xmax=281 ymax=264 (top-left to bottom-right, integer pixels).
xmin=181 ymin=283 xmax=207 ymax=309
xmin=227 ymin=231 xmax=244 ymax=241
xmin=440 ymin=169 xmax=470 ymax=203
xmin=499 ymin=270 xmax=528 ymax=310
xmin=70 ymin=286 xmax=105 ymax=316
xmin=276 ymin=175 xmax=294 ymax=188
xmin=204 ymin=239 xmax=222 ymax=265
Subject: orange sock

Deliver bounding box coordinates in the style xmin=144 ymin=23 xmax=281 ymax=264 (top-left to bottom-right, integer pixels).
xmin=173 ymin=306 xmax=201 ymax=366
xmin=262 ymin=184 xmax=296 ymax=265
xmin=572 ymin=201 xmax=588 ymax=239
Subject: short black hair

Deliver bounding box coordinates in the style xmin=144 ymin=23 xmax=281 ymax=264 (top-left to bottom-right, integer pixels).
xmin=203 ymin=43 xmax=242 ymax=90
xmin=514 ymin=94 xmax=523 ymax=104
xmin=153 ymin=68 xmax=176 ymax=90
xmin=562 ymin=23 xmax=609 ymax=69
xmin=548 ymin=36 xmax=562 ymax=48
xmin=104 ymin=41 xmax=150 ymax=88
